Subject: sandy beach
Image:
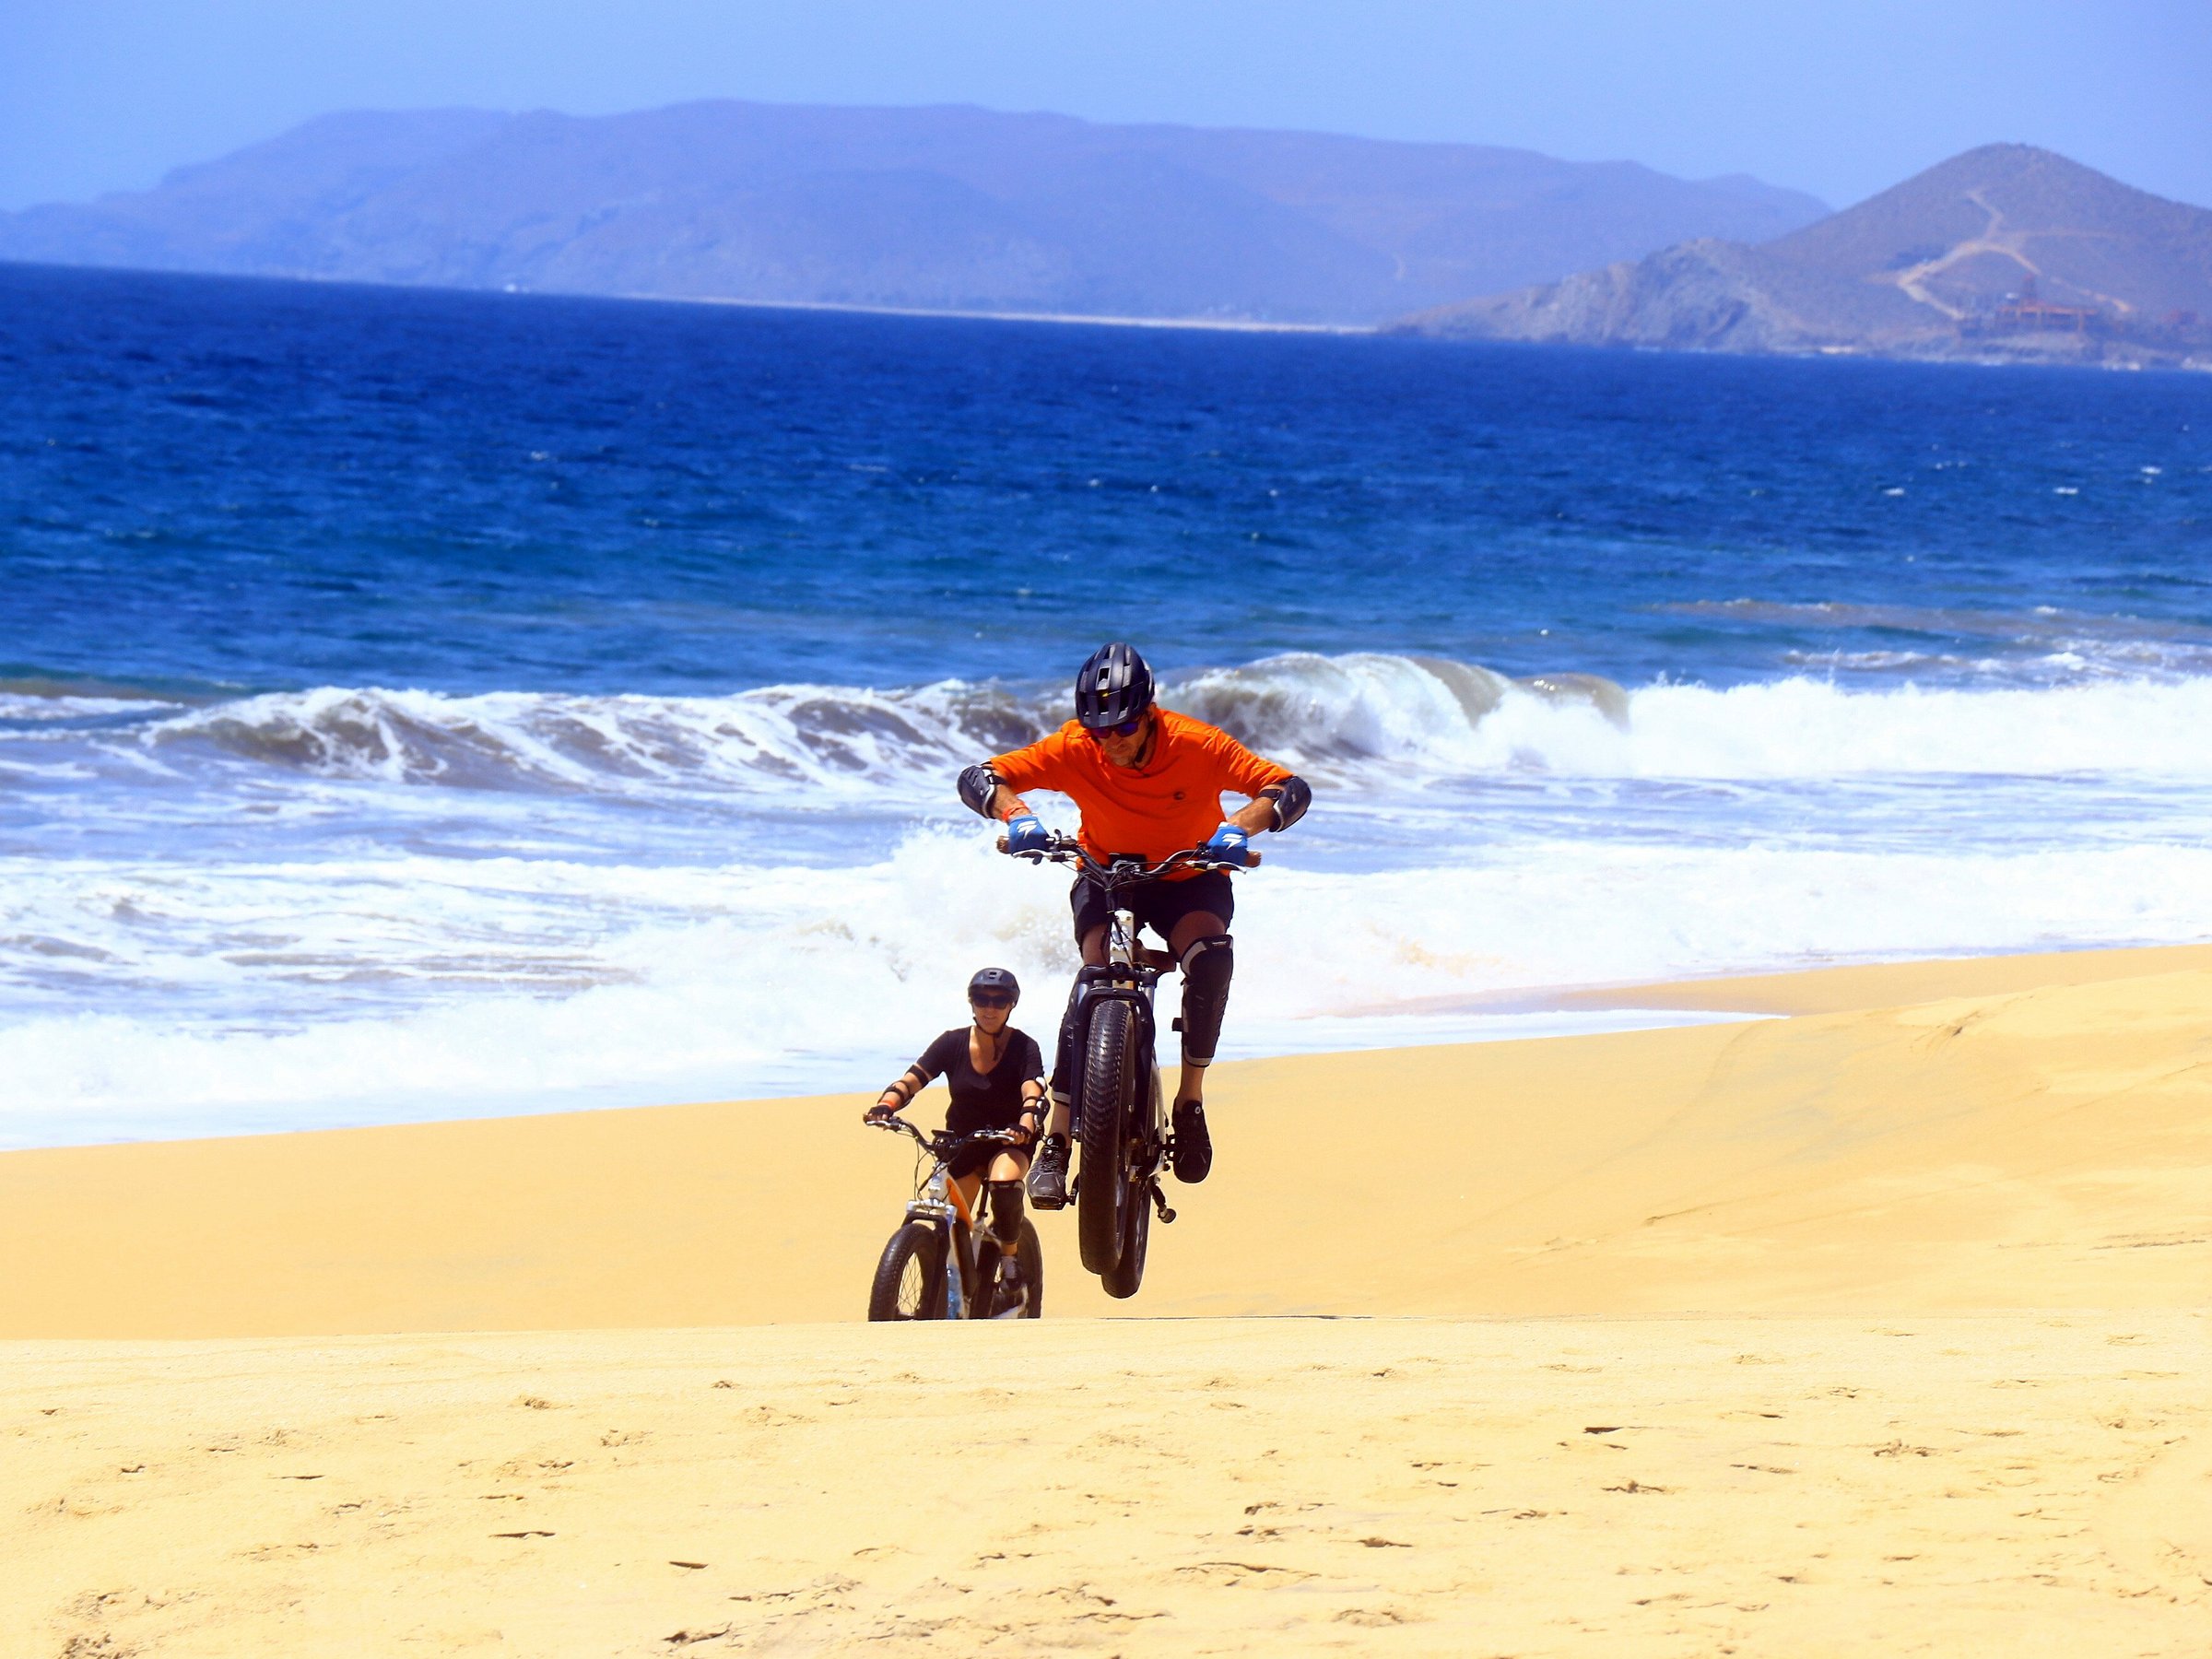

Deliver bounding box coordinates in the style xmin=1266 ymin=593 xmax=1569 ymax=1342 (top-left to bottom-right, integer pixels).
xmin=5 ymin=945 xmax=2210 ymax=1653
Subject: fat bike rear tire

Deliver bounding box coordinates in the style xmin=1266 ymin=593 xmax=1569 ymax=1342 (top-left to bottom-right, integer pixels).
xmin=1018 ymin=1218 xmax=1044 ymax=1318
xmin=867 ymin=1220 xmax=947 ymax=1321
xmin=974 ymin=1220 xmax=1046 ymax=1318
xmin=1076 ymin=999 xmax=1138 ymax=1277
xmin=1100 ymin=1174 xmax=1150 ymax=1300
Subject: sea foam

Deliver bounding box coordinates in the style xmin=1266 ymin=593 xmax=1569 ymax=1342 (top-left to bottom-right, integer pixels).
xmin=6 ymin=828 xmax=2211 ymax=1147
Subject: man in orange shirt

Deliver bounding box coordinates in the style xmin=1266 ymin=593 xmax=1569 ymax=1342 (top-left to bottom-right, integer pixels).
xmin=958 ymin=643 xmax=1312 ymax=1206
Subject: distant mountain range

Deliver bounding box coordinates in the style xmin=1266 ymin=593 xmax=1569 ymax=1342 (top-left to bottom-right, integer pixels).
xmin=0 ymin=102 xmax=1828 ymax=326
xmin=1393 ymin=145 xmax=2212 ymax=367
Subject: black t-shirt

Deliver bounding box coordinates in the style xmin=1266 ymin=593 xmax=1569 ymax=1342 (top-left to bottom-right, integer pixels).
xmin=912 ymin=1025 xmax=1043 ymax=1134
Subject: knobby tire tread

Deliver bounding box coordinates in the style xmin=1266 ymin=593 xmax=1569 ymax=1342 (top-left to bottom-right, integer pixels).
xmin=968 ymin=1238 xmax=1000 ymax=1320
xmin=1100 ymin=1176 xmax=1150 ymax=1299
xmin=1077 ymin=998 xmax=1135 ymax=1277
xmin=1018 ymin=1218 xmax=1044 ymax=1317
xmin=866 ymin=1220 xmax=947 ymax=1321
xmin=1101 ymin=1071 xmax=1156 ymax=1300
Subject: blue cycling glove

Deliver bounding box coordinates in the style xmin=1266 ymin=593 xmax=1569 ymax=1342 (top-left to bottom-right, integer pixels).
xmin=1005 ymin=813 xmax=1049 ymax=854
xmin=1202 ymin=822 xmax=1252 ymax=865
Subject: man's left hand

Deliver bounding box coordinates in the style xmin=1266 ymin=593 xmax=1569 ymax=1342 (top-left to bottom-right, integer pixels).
xmin=1201 ymin=822 xmax=1252 ymax=865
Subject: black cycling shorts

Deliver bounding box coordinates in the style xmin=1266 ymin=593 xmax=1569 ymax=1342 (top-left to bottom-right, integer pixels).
xmin=1069 ymin=869 xmax=1235 ymax=948
xmin=947 ymin=1137 xmax=1030 ymax=1182
xmin=945 ymin=1103 xmax=1032 ymax=1181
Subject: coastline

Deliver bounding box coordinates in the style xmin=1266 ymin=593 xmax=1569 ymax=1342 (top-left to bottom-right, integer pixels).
xmin=6 ymin=938 xmax=2209 ymax=1653
xmin=649 ymin=288 xmax=1376 ymax=334
xmin=6 ymin=939 xmax=2207 ymax=1339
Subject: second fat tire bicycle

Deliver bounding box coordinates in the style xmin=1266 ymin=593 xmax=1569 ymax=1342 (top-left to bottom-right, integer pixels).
xmin=1001 ymin=833 xmax=1254 ymax=1300
xmin=865 ymin=1119 xmax=1043 ymax=1321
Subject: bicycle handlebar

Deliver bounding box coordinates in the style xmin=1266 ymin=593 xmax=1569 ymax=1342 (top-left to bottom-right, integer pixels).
xmin=993 ymin=831 xmax=1260 ymax=877
xmin=868 ymin=1117 xmax=1029 ymax=1160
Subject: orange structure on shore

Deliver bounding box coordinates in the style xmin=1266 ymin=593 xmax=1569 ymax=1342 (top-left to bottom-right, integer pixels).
xmin=1990 ymin=276 xmax=2098 ymax=333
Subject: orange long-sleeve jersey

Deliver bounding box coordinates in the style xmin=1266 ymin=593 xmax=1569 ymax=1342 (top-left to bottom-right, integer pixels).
xmin=992 ymin=708 xmax=1293 ymax=876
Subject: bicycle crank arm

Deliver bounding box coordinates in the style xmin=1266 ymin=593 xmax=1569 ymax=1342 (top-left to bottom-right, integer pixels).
xmin=1149 ymin=1180 xmax=1176 ymax=1225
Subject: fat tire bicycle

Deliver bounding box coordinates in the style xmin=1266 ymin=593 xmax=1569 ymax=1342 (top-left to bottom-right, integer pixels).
xmin=1000 ymin=832 xmax=1255 ymax=1300
xmin=865 ymin=1119 xmax=1043 ymax=1321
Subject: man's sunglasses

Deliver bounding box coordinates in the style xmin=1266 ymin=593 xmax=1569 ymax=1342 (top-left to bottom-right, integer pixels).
xmin=971 ymin=994 xmax=1016 ymax=1009
xmin=1088 ymin=717 xmax=1145 ymax=740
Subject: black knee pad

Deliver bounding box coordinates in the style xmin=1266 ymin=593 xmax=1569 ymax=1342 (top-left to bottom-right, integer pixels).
xmin=1177 ymin=934 xmax=1234 ymax=1067
xmin=986 ymin=1179 xmax=1025 ymax=1245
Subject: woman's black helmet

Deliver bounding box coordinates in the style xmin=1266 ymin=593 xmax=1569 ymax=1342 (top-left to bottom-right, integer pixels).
xmin=968 ymin=966 xmax=1020 ymax=1004
xmin=1074 ymin=642 xmax=1155 ymax=731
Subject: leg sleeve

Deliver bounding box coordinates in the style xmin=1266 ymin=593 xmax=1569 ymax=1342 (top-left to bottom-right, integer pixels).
xmin=1177 ymin=934 xmax=1234 ymax=1068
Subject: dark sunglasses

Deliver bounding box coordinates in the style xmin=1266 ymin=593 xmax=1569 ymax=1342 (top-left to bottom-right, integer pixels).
xmin=970 ymin=994 xmax=1015 ymax=1009
xmin=1087 ymin=717 xmax=1145 ymax=740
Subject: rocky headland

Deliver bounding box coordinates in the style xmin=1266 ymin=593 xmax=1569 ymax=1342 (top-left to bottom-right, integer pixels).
xmin=1393 ymin=145 xmax=2212 ymax=369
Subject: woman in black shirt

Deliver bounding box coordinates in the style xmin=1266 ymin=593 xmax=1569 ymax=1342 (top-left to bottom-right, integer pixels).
xmin=865 ymin=967 xmax=1046 ymax=1283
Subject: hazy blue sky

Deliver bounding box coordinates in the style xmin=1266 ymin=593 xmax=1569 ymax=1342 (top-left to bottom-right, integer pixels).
xmin=5 ymin=0 xmax=2208 ymax=213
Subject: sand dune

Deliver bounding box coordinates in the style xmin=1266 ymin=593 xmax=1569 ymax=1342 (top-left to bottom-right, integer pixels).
xmin=5 ymin=945 xmax=2211 ymax=1653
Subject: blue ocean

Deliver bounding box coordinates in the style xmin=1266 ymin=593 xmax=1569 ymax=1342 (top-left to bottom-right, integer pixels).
xmin=5 ymin=261 xmax=2210 ymax=1147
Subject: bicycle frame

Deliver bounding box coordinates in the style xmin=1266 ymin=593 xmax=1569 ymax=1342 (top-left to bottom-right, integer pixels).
xmin=876 ymin=1118 xmax=1021 ymax=1319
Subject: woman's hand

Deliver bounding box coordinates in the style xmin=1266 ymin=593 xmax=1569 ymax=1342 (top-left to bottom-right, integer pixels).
xmin=864 ymin=1100 xmax=900 ymax=1126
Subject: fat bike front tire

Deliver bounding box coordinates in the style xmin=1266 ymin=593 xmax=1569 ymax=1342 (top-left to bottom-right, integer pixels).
xmin=867 ymin=1220 xmax=947 ymax=1322
xmin=1076 ymin=998 xmax=1138 ymax=1277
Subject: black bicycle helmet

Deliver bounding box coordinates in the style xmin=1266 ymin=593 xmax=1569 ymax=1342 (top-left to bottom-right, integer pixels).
xmin=968 ymin=966 xmax=1020 ymax=1004
xmin=1074 ymin=641 xmax=1155 ymax=731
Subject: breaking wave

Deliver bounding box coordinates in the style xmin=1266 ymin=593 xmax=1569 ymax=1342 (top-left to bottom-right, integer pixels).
xmin=140 ymin=680 xmax=1044 ymax=797
xmin=99 ymin=653 xmax=2212 ymax=797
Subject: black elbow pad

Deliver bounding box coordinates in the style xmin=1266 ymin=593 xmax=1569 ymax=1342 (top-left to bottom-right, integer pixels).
xmin=1267 ymin=775 xmax=1312 ymax=831
xmin=957 ymin=762 xmax=1003 ymax=818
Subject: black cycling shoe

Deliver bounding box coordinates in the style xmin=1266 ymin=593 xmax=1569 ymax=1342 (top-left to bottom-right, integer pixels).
xmin=1171 ymin=1100 xmax=1213 ymax=1184
xmin=991 ymin=1253 xmax=1029 ymax=1317
xmin=1028 ymin=1134 xmax=1070 ymax=1209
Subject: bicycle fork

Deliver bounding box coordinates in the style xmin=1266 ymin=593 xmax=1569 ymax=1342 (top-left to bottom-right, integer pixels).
xmin=904 ymin=1176 xmax=978 ymax=1318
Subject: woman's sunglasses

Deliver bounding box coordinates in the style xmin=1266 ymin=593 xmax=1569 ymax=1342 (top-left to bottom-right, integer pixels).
xmin=971 ymin=994 xmax=1015 ymax=1010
